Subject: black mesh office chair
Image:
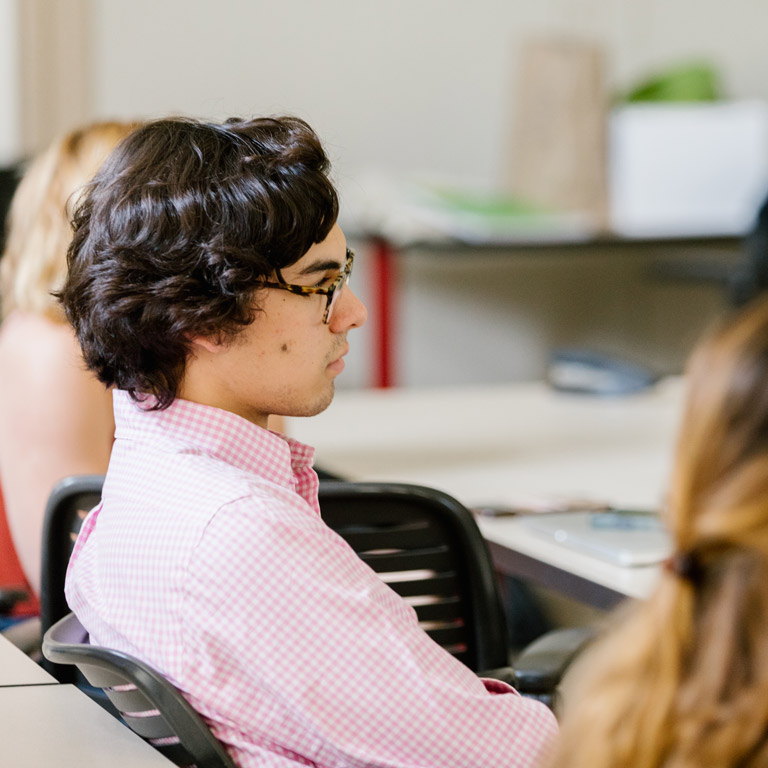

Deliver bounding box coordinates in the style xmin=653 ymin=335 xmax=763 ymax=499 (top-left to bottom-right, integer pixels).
xmin=318 ymin=481 xmax=593 ymax=705
xmin=319 ymin=480 xmax=507 ymax=673
xmin=43 ymin=612 xmax=236 ymax=768
xmin=43 ymin=474 xmax=590 ymax=706
xmin=39 ymin=474 xmax=103 ymax=681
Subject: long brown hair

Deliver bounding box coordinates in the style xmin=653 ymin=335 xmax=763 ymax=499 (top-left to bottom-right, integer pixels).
xmin=550 ymin=298 xmax=768 ymax=768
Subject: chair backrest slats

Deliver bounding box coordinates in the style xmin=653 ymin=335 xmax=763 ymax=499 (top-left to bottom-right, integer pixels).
xmin=334 ymin=522 xmax=443 ymax=551
xmin=100 ymin=685 xmax=154 ymax=713
xmin=357 ymin=545 xmax=453 ymax=573
xmin=412 ymin=598 xmax=462 ymax=622
xmin=425 ymin=625 xmax=470 ymax=648
xmin=319 ymin=481 xmax=509 ymax=673
xmin=78 ymin=662 xmax=130 ymax=689
xmin=385 ymin=573 xmax=461 ymax=599
xmin=122 ymin=712 xmax=175 ymax=740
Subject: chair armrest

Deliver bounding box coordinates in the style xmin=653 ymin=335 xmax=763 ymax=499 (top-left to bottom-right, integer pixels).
xmin=513 ymin=626 xmax=597 ymax=696
xmin=477 ymin=666 xmax=518 ymax=688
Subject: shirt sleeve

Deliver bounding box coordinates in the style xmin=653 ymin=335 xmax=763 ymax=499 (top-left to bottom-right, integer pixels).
xmin=181 ymin=490 xmax=558 ymax=768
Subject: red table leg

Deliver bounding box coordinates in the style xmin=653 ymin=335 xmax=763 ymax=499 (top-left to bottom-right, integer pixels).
xmin=370 ymin=238 xmax=395 ymax=388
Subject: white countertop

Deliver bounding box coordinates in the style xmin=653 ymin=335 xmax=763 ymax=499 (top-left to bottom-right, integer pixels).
xmin=0 ymin=684 xmax=174 ymax=766
xmin=0 ymin=632 xmax=56 ymax=686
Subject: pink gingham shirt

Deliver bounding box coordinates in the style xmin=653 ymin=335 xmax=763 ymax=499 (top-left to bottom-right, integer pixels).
xmin=66 ymin=390 xmax=557 ymax=767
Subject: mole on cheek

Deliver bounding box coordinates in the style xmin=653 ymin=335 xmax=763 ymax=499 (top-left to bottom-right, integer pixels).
xmin=280 ymin=343 xmax=289 ymax=353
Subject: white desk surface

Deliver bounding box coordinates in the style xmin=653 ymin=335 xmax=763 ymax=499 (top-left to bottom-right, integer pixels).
xmin=475 ymin=515 xmax=661 ymax=601
xmin=0 ymin=683 xmax=174 ymax=767
xmin=288 ymin=377 xmax=684 ymax=601
xmin=0 ymin=633 xmax=57 ymax=686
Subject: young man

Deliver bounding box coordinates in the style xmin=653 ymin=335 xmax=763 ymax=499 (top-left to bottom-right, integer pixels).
xmin=59 ymin=116 xmax=557 ymax=767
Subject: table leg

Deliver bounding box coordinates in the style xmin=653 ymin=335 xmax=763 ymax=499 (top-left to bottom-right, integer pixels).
xmin=370 ymin=238 xmax=395 ymax=388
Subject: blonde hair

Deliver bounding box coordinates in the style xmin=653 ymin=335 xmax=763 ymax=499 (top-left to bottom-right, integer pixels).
xmin=0 ymin=121 xmax=137 ymax=321
xmin=550 ymin=298 xmax=768 ymax=768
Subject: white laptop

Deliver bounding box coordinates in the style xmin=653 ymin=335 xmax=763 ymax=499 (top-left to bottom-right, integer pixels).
xmin=519 ymin=511 xmax=672 ymax=567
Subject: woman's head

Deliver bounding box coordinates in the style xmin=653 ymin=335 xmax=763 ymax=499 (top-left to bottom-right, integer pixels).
xmin=551 ymin=297 xmax=768 ymax=768
xmin=669 ymin=297 xmax=768 ymax=561
xmin=0 ymin=121 xmax=137 ymax=321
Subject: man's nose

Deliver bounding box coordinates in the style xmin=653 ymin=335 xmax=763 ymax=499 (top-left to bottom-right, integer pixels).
xmin=330 ymin=285 xmax=367 ymax=331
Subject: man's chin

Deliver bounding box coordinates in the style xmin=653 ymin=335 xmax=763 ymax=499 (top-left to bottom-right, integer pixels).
xmin=278 ymin=383 xmax=335 ymax=419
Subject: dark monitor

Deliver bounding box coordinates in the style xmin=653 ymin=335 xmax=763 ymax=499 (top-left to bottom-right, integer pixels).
xmin=0 ymin=163 xmax=22 ymax=253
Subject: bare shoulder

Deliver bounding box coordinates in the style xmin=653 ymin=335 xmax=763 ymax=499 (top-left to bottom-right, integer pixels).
xmin=0 ymin=311 xmax=112 ymax=423
xmin=0 ymin=311 xmax=82 ymax=367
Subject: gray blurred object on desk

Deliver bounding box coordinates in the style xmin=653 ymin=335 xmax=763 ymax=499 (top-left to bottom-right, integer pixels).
xmin=547 ymin=348 xmax=657 ymax=396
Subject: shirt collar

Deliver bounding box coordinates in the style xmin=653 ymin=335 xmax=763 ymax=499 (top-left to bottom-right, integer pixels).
xmin=112 ymin=390 xmax=316 ymax=494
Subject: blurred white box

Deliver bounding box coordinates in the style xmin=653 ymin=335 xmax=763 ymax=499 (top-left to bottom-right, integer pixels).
xmin=609 ymin=101 xmax=768 ymax=237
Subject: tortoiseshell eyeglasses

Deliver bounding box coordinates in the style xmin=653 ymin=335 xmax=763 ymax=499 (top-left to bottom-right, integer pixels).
xmin=258 ymin=249 xmax=354 ymax=325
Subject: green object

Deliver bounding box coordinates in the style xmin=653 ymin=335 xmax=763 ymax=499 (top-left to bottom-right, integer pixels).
xmin=408 ymin=183 xmax=594 ymax=243
xmin=424 ymin=186 xmax=547 ymax=217
xmin=623 ymin=62 xmax=721 ymax=103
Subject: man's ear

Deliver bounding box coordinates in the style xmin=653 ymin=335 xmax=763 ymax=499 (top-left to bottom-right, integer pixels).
xmin=187 ymin=335 xmax=225 ymax=355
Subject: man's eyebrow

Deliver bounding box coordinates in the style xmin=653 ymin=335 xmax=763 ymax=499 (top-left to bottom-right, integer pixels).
xmin=296 ymin=258 xmax=343 ymax=276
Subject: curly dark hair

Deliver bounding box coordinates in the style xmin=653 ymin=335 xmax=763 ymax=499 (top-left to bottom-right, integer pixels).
xmin=57 ymin=115 xmax=339 ymax=409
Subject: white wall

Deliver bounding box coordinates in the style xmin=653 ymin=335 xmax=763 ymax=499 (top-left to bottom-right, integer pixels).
xmin=90 ymin=0 xmax=768 ymax=190
xmin=0 ymin=0 xmax=19 ymax=164
xmin=81 ymin=2 xmax=768 ymax=387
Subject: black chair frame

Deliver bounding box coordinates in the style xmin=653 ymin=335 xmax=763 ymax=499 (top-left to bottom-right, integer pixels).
xmin=43 ymin=475 xmax=591 ymax=707
xmin=43 ymin=612 xmax=236 ymax=768
xmin=39 ymin=474 xmax=104 ymax=680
